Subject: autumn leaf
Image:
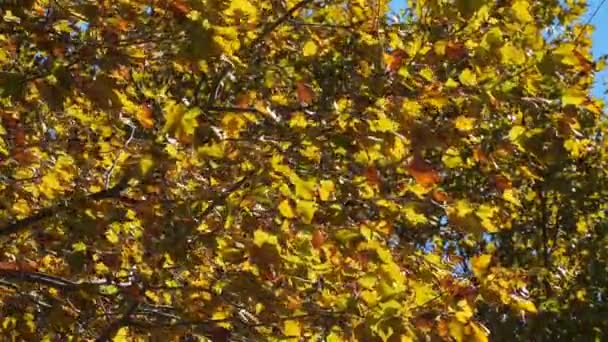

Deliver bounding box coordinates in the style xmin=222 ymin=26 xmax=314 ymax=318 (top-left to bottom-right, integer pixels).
xmin=408 ymin=155 xmax=440 ymax=187
xmin=311 ymin=229 xmax=326 ymax=249
xmin=471 ymin=254 xmax=492 ymax=277
xmin=296 ymin=81 xmax=314 ymax=105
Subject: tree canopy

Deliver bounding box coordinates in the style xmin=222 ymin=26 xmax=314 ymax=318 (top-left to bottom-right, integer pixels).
xmin=1 ymin=0 xmax=607 ymax=341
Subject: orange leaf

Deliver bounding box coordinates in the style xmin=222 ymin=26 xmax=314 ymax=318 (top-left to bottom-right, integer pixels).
xmin=432 ymin=189 xmax=449 ymax=202
xmin=408 ymin=155 xmax=440 ymax=187
xmin=472 ymin=146 xmax=488 ymax=164
xmin=137 ymin=104 xmax=155 ymax=129
xmin=446 ymin=41 xmax=467 ymax=60
xmin=296 ymin=81 xmax=314 ymax=105
xmin=386 ymin=49 xmax=407 ymax=72
xmin=413 ymin=314 xmax=435 ymax=331
xmin=235 ymin=93 xmax=251 ymax=108
xmin=365 ymin=167 xmax=381 ymax=186
xmin=14 ymin=127 xmax=26 ymax=147
xmin=573 ymin=49 xmax=593 ymax=73
xmin=169 ymin=0 xmax=190 ymax=16
xmin=311 ymin=229 xmax=326 ymax=249
xmin=492 ymin=174 xmax=511 ymax=191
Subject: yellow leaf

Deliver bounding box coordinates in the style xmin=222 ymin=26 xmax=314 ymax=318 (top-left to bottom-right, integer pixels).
xmin=138 ymin=154 xmax=156 ymax=178
xmin=476 ymin=205 xmax=499 ymax=233
xmin=511 ymin=0 xmax=533 ymax=22
xmin=105 ymin=228 xmax=119 ymax=244
xmin=303 ymin=40 xmax=318 ymax=57
xmin=112 ymin=327 xmax=129 ymax=342
xmin=412 ymin=281 xmax=436 ymax=306
xmin=289 ymin=112 xmax=309 ymax=128
xmin=508 ymin=125 xmax=526 ymax=141
xmin=455 ymin=299 xmax=473 ymax=323
xmin=515 ymin=298 xmax=537 ymax=313
xmin=0 ymin=136 xmax=8 ymax=156
xmin=454 ymin=116 xmax=476 ymax=132
xmin=442 ymin=147 xmax=463 ymax=168
xmin=459 ymin=68 xmax=477 ymax=86
xmin=576 ymin=218 xmax=588 ymax=234
xmin=253 ymin=229 xmax=279 ymax=246
xmin=292 ymin=175 xmax=316 ymax=200
xmin=449 ymin=319 xmax=464 ymax=342
xmin=420 ymin=67 xmax=434 ymax=81
xmin=319 ymin=180 xmax=335 ymax=201
xmin=225 ymin=0 xmax=257 ymax=19
xmin=503 ymin=188 xmax=522 ymax=207
xmin=471 ymin=254 xmax=492 ymax=277
xmin=72 ymin=242 xmax=87 ymax=252
xmin=278 ymin=199 xmax=296 ymax=218
xmin=500 ymin=43 xmax=526 ymax=65
xmin=470 ymin=322 xmax=489 ymax=342
xmin=221 ymin=112 xmax=247 ymax=138
xmin=296 ymin=200 xmax=317 ymax=224
xmin=284 ymin=320 xmax=301 ymax=337
xmin=562 ymin=88 xmax=586 ymax=106
xmin=145 ymin=290 xmax=160 ymax=303
xmin=454 ymin=200 xmax=474 ymax=217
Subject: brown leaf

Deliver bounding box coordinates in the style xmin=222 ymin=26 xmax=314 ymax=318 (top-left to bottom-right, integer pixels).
xmin=364 ymin=166 xmax=381 ymax=186
xmin=573 ymin=49 xmax=594 ymax=73
xmin=446 ymin=41 xmax=467 ymax=60
xmin=137 ymin=104 xmax=155 ymax=129
xmin=14 ymin=127 xmax=26 ymax=147
xmin=413 ymin=314 xmax=435 ymax=331
xmin=296 ymin=81 xmax=314 ymax=105
xmin=387 ymin=49 xmax=407 ymax=72
xmin=311 ymin=229 xmax=326 ymax=249
xmin=408 ymin=155 xmax=440 ymax=187
xmin=235 ymin=92 xmax=251 ymax=108
xmin=0 ymin=261 xmax=19 ymax=271
xmin=432 ymin=189 xmax=449 ymax=202
xmin=472 ymin=146 xmax=489 ymax=164
xmin=492 ymin=174 xmax=511 ymax=191
xmin=168 ymin=0 xmax=190 ymax=16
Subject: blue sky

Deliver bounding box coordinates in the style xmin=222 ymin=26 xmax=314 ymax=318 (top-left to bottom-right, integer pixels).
xmin=588 ymin=0 xmax=608 ymax=101
xmin=389 ymin=1 xmax=608 ymax=101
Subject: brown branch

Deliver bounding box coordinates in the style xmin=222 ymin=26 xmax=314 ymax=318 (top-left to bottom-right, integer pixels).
xmin=96 ymin=301 xmax=139 ymax=342
xmin=251 ymin=0 xmax=316 ymax=49
xmin=205 ymin=106 xmax=264 ymax=115
xmin=0 ymin=269 xmax=83 ymax=291
xmin=0 ymin=177 xmax=130 ymax=237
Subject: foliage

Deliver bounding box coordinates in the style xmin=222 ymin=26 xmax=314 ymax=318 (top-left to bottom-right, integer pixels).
xmin=0 ymin=0 xmax=607 ymax=340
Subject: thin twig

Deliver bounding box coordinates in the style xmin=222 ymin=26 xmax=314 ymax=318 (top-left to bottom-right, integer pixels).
xmin=96 ymin=301 xmax=139 ymax=342
xmin=104 ymin=122 xmax=136 ymax=190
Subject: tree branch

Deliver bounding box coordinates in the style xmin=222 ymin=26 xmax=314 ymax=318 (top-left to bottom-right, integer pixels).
xmin=0 ymin=177 xmax=130 ymax=237
xmin=96 ymin=301 xmax=139 ymax=342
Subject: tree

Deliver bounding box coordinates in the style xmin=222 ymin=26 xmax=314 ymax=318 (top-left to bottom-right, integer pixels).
xmin=0 ymin=0 xmax=607 ymax=340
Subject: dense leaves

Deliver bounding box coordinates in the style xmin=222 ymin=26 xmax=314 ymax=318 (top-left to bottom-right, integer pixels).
xmin=0 ymin=0 xmax=607 ymax=340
